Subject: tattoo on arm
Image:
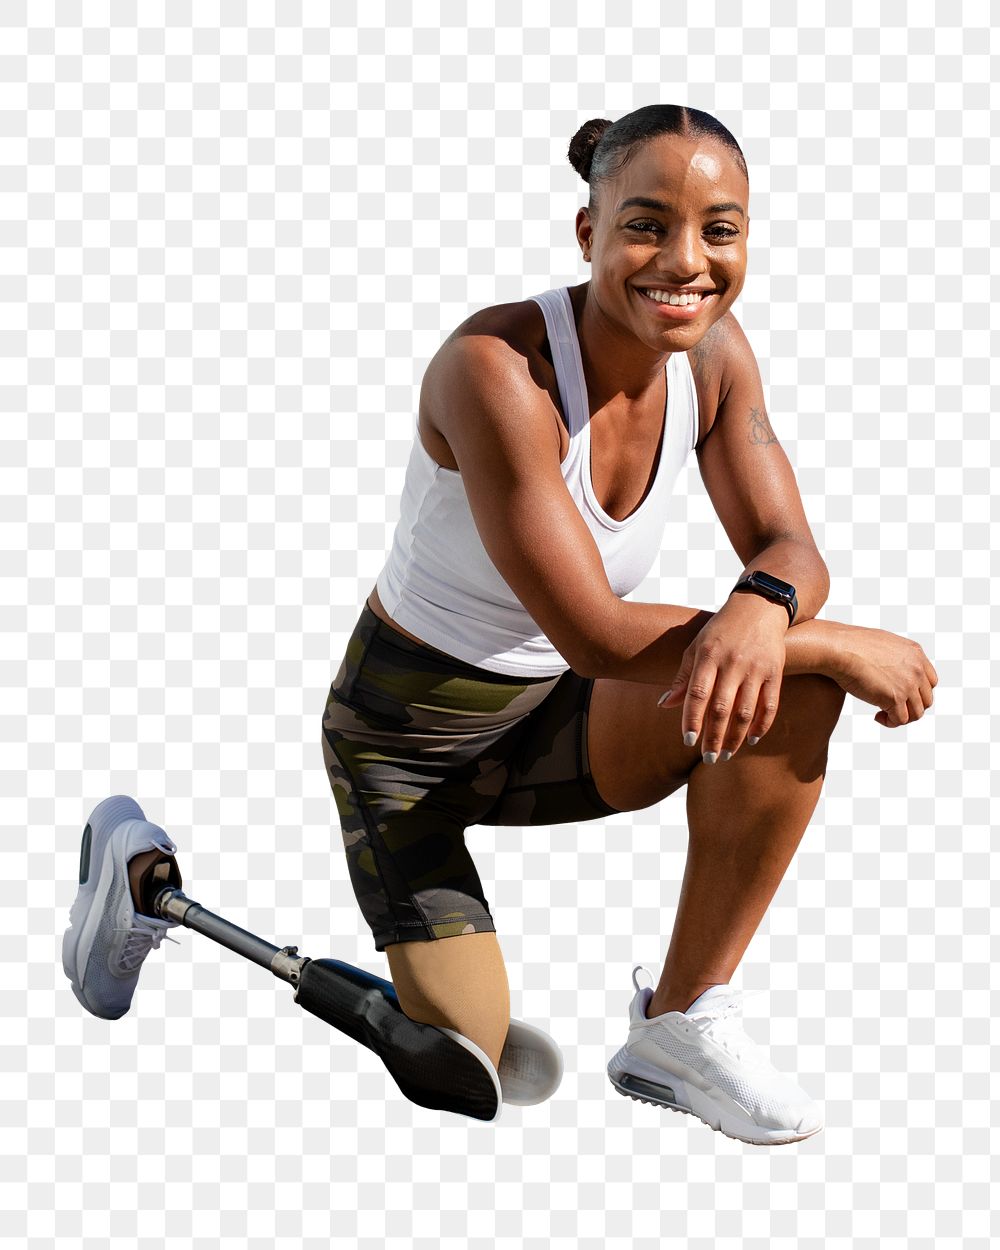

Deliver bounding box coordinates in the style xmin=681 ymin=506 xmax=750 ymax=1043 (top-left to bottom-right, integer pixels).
xmin=749 ymin=405 xmax=777 ymax=446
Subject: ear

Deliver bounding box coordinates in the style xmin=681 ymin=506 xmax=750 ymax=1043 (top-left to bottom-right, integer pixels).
xmin=575 ymin=206 xmax=594 ymax=257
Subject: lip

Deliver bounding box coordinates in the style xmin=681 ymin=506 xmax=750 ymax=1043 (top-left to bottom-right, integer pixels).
xmin=635 ymin=287 xmax=718 ymax=320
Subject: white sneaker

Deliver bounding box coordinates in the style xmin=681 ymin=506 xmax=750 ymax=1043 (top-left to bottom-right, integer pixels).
xmin=62 ymin=795 xmax=183 ymax=1020
xmin=607 ymin=966 xmax=823 ymax=1145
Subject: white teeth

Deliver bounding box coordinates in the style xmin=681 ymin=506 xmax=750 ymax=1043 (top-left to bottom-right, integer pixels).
xmin=642 ymin=288 xmax=708 ymax=306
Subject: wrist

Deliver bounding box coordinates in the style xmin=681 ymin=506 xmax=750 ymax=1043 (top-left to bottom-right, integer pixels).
xmin=730 ymin=570 xmax=797 ymax=626
xmin=723 ymin=590 xmax=790 ymax=630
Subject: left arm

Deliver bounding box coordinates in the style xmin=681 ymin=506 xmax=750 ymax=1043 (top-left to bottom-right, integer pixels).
xmin=658 ymin=313 xmax=841 ymax=743
xmin=695 ymin=311 xmax=830 ymax=626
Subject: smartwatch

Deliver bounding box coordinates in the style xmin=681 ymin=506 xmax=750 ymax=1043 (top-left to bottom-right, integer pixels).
xmin=730 ymin=571 xmax=798 ymax=626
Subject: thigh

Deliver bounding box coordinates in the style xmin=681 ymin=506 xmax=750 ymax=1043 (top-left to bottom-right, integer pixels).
xmin=477 ymin=666 xmax=625 ymax=827
xmin=586 ymin=670 xmax=847 ymax=814
xmin=322 ymin=604 xmax=561 ymax=949
xmin=586 ymin=675 xmax=704 ymax=814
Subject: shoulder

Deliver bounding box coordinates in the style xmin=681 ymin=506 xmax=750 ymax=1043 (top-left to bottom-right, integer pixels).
xmin=419 ymin=296 xmax=562 ymax=464
xmin=687 ymin=309 xmax=751 ymax=454
xmin=422 ymin=297 xmax=558 ymax=415
xmin=437 ymin=294 xmax=552 ymax=369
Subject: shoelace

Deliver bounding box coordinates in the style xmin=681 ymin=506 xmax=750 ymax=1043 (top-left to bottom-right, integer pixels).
xmin=115 ymin=915 xmax=181 ymax=971
xmin=682 ymin=989 xmax=771 ymax=1067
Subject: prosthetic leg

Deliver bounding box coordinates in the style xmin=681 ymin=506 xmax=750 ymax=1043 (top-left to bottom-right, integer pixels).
xmin=132 ymin=844 xmax=563 ymax=1122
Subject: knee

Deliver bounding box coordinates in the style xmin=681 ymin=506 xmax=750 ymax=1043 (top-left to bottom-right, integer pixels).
xmin=782 ymin=672 xmax=846 ymax=738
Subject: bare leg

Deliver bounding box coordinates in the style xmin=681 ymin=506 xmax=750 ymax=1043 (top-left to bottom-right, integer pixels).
xmin=385 ymin=931 xmax=511 ymax=1071
xmin=647 ymin=674 xmax=845 ymax=1017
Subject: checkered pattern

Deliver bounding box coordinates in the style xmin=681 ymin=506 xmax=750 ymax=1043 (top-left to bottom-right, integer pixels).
xmin=5 ymin=4 xmax=992 ymax=1248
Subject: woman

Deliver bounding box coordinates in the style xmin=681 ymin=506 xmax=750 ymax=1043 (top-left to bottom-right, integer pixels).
xmin=321 ymin=104 xmax=938 ymax=1144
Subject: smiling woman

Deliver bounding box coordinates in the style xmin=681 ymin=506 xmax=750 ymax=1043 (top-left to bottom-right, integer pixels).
xmin=320 ymin=102 xmax=938 ymax=1140
xmin=569 ymin=105 xmax=750 ymax=365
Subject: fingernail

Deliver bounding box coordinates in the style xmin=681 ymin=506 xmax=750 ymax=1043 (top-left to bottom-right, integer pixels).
xmin=703 ymin=751 xmax=717 ymax=765
xmin=748 ymin=736 xmax=760 ymax=745
xmin=719 ymin=750 xmax=732 ymax=762
xmin=684 ymin=731 xmax=697 ymax=746
xmin=657 ymin=691 xmax=670 ymax=706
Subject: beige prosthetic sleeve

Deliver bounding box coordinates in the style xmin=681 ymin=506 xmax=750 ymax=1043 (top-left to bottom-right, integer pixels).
xmin=384 ymin=930 xmax=511 ymax=1072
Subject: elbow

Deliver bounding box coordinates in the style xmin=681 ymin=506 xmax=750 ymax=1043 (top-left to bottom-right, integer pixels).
xmin=816 ymin=560 xmax=832 ymax=609
xmin=573 ymin=646 xmax=605 ymax=681
xmin=561 ymin=632 xmax=603 ymax=679
xmin=790 ymin=557 xmax=831 ymax=626
xmin=570 ymin=601 xmax=622 ymax=679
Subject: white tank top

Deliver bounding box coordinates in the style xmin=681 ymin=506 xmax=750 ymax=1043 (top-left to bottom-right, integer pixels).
xmin=375 ymin=285 xmax=700 ymax=676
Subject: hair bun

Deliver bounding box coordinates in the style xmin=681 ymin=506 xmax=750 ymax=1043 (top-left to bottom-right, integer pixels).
xmin=567 ymin=118 xmax=612 ymax=183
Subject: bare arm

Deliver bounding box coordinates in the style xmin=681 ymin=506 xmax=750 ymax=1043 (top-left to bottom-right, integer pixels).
xmin=593 ymin=600 xmax=843 ymax=684
xmin=428 ymin=333 xmax=625 ymax=678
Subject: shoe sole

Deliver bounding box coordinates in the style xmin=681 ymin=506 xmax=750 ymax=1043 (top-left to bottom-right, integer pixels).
xmin=62 ymin=795 xmax=146 ymax=1019
xmin=608 ymin=1052 xmax=823 ymax=1146
xmin=497 ymin=1018 xmax=564 ymax=1106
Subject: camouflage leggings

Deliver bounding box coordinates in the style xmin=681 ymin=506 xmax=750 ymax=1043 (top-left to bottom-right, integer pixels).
xmin=321 ymin=602 xmax=620 ymax=951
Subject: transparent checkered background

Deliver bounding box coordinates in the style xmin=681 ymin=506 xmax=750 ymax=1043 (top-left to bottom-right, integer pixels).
xmin=2 ymin=2 xmax=994 ymax=1248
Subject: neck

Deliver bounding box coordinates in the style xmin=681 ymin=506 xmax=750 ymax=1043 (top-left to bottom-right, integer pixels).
xmin=569 ymin=282 xmax=671 ymax=416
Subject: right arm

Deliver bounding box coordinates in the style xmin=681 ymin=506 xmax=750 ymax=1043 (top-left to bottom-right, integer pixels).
xmin=428 ymin=332 xmax=622 ymax=679
xmin=430 ymin=333 xmax=837 ymax=683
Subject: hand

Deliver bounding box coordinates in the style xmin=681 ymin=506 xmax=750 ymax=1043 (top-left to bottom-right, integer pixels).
xmin=658 ymin=593 xmax=789 ymax=758
xmin=824 ymin=622 xmax=938 ymax=727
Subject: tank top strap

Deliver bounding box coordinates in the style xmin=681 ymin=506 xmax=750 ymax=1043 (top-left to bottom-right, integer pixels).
xmin=528 ymin=287 xmax=587 ymax=438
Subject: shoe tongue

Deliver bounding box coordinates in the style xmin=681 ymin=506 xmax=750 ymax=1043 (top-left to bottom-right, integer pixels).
xmin=684 ymin=984 xmax=735 ymax=1014
xmin=124 ymin=819 xmax=175 ymax=858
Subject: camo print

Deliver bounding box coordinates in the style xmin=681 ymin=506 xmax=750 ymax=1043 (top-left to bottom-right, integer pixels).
xmin=321 ymin=602 xmax=620 ymax=951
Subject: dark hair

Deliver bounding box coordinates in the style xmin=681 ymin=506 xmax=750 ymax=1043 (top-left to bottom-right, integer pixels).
xmin=567 ymin=105 xmax=748 ymax=221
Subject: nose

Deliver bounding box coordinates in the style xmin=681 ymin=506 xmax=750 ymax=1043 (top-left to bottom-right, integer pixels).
xmin=655 ymin=224 xmax=708 ymax=281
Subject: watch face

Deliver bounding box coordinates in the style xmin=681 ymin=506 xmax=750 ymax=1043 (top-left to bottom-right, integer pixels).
xmin=751 ymin=572 xmax=794 ymax=598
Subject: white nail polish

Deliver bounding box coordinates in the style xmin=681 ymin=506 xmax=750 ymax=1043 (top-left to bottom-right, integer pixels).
xmin=748 ymin=735 xmax=760 ymax=745
xmin=719 ymin=750 xmax=732 ymax=762
xmin=684 ymin=731 xmax=697 ymax=747
xmin=703 ymin=751 xmax=717 ymax=764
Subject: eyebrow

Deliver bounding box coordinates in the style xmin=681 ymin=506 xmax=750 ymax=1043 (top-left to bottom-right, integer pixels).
xmin=616 ymin=196 xmax=745 ymax=219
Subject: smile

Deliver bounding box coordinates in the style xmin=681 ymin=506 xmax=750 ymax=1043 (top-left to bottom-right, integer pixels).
xmin=636 ymin=287 xmax=718 ymax=319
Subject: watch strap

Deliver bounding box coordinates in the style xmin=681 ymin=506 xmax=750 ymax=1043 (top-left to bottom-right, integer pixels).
xmin=731 ymin=573 xmax=798 ymax=626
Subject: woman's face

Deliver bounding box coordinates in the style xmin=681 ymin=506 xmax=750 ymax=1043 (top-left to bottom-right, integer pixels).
xmin=576 ymin=133 xmax=750 ymax=352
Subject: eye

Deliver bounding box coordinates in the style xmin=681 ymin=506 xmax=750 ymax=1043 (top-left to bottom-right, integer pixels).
xmin=627 ymin=220 xmax=740 ymax=240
